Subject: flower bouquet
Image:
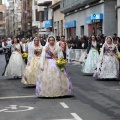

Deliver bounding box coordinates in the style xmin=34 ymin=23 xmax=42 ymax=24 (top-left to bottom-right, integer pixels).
xmin=22 ymin=52 xmax=28 ymax=64
xmin=117 ymin=53 xmax=120 ymax=60
xmin=56 ymin=58 xmax=67 ymax=72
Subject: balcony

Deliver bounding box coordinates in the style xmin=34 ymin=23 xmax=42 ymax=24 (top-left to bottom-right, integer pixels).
xmin=37 ymin=6 xmax=45 ymax=12
xmin=37 ymin=0 xmax=52 ymax=6
xmin=7 ymin=0 xmax=14 ymax=2
xmin=60 ymin=0 xmax=100 ymax=13
xmin=32 ymin=21 xmax=40 ymax=27
xmin=52 ymin=0 xmax=60 ymax=5
xmin=51 ymin=0 xmax=60 ymax=9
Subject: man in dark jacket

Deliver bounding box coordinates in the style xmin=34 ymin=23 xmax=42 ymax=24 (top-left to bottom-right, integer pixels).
xmin=40 ymin=37 xmax=46 ymax=46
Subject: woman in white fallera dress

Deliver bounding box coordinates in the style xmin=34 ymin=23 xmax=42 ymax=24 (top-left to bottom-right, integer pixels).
xmin=93 ymin=36 xmax=119 ymax=79
xmin=81 ymin=35 xmax=100 ymax=74
xmin=5 ymin=38 xmax=26 ymax=77
xmin=36 ymin=36 xmax=73 ymax=97
xmin=21 ymin=37 xmax=42 ymax=85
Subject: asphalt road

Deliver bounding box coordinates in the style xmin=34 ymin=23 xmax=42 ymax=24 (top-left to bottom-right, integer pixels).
xmin=0 ymin=54 xmax=120 ymax=120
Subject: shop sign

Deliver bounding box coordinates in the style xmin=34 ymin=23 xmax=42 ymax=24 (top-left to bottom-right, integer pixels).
xmin=91 ymin=13 xmax=103 ymax=20
xmin=92 ymin=19 xmax=102 ymax=23
xmin=45 ymin=19 xmax=52 ymax=28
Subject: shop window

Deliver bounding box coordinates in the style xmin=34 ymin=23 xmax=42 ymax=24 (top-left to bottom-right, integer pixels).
xmin=67 ymin=27 xmax=76 ymax=38
xmin=80 ymin=25 xmax=84 ymax=36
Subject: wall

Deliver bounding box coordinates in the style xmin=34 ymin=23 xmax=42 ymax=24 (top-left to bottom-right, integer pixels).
xmin=104 ymin=0 xmax=117 ymax=36
xmin=48 ymin=5 xmax=52 ymax=20
xmin=53 ymin=8 xmax=64 ymax=36
xmin=54 ymin=8 xmax=64 ymax=22
xmin=65 ymin=3 xmax=104 ymax=37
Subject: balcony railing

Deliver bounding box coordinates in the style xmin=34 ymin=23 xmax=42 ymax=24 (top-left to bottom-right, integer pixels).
xmin=37 ymin=6 xmax=45 ymax=12
xmin=37 ymin=0 xmax=52 ymax=6
xmin=32 ymin=21 xmax=40 ymax=27
xmin=52 ymin=0 xmax=60 ymax=5
xmin=60 ymin=0 xmax=100 ymax=13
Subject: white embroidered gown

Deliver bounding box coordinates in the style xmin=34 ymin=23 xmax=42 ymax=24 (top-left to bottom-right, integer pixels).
xmin=5 ymin=44 xmax=26 ymax=77
xmin=93 ymin=44 xmax=119 ymax=79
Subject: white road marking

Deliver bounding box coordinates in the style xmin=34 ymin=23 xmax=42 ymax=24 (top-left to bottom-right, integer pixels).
xmin=60 ymin=102 xmax=69 ymax=108
xmin=6 ymin=105 xmax=17 ymax=109
xmin=0 ymin=105 xmax=34 ymax=112
xmin=0 ymin=95 xmax=36 ymax=100
xmin=0 ymin=109 xmax=7 ymax=112
xmin=71 ymin=113 xmax=83 ymax=120
xmin=51 ymin=118 xmax=76 ymax=120
xmin=4 ymin=106 xmax=34 ymax=112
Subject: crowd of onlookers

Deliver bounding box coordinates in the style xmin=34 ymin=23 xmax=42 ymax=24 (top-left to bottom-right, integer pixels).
xmin=66 ymin=33 xmax=120 ymax=51
xmin=0 ymin=33 xmax=120 ymax=55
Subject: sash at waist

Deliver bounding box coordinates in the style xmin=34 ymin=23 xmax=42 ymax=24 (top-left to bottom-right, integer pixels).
xmin=46 ymin=57 xmax=53 ymax=59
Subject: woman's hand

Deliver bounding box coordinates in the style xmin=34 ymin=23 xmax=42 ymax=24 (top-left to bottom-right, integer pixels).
xmin=46 ymin=47 xmax=49 ymax=52
xmin=85 ymin=54 xmax=88 ymax=58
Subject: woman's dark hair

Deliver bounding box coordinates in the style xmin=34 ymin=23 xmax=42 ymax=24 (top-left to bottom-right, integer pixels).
xmin=117 ymin=37 xmax=120 ymax=44
xmin=90 ymin=35 xmax=97 ymax=41
xmin=48 ymin=36 xmax=55 ymax=42
xmin=12 ymin=37 xmax=19 ymax=44
xmin=61 ymin=35 xmax=65 ymax=38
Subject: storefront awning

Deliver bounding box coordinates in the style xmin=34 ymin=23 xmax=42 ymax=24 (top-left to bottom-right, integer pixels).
xmin=65 ymin=20 xmax=76 ymax=28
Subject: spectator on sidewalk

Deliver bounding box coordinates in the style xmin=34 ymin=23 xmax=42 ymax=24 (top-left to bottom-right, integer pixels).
xmin=58 ymin=35 xmax=67 ymax=59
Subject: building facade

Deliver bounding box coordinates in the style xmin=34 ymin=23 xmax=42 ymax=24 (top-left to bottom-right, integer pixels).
xmin=0 ymin=0 xmax=6 ymax=37
xmin=21 ymin=0 xmax=32 ymax=38
xmin=37 ymin=0 xmax=53 ymax=37
xmin=6 ymin=0 xmax=14 ymax=37
xmin=5 ymin=0 xmax=22 ymax=37
xmin=32 ymin=0 xmax=43 ymax=37
xmin=14 ymin=0 xmax=22 ymax=37
xmin=60 ymin=0 xmax=117 ymax=38
xmin=51 ymin=0 xmax=64 ymax=38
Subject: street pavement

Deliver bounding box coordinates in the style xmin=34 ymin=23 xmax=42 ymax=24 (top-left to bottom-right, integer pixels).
xmin=0 ymin=54 xmax=120 ymax=120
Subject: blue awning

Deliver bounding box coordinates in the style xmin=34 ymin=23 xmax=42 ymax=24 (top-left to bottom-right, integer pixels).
xmin=86 ymin=16 xmax=92 ymax=24
xmin=45 ymin=20 xmax=52 ymax=28
xmin=65 ymin=20 xmax=76 ymax=28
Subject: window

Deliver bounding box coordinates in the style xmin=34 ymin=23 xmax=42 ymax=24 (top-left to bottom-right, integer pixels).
xmin=80 ymin=25 xmax=84 ymax=36
xmin=36 ymin=9 xmax=40 ymax=21
xmin=0 ymin=12 xmax=3 ymax=20
xmin=27 ymin=0 xmax=29 ymax=4
xmin=44 ymin=8 xmax=48 ymax=21
xmin=40 ymin=11 xmax=44 ymax=22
